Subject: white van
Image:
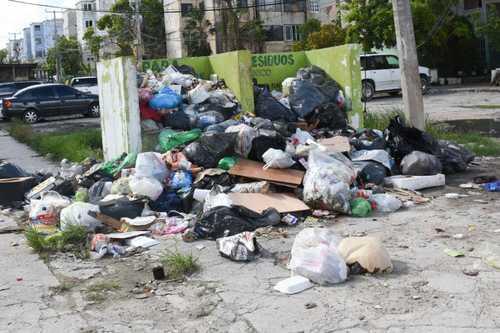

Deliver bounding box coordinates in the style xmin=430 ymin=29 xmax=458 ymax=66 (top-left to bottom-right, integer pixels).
xmin=360 ymin=53 xmax=431 ymax=101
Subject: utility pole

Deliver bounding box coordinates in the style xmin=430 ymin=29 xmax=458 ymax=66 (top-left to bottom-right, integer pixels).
xmin=134 ymin=0 xmax=143 ymax=69
xmin=391 ymin=0 xmax=425 ymax=130
xmin=49 ymin=10 xmax=63 ymax=82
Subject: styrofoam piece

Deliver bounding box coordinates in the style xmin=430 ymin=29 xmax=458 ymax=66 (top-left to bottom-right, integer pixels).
xmin=273 ymin=275 xmax=313 ymax=294
xmin=127 ymin=236 xmax=160 ymax=248
xmin=385 ymin=174 xmax=445 ymax=191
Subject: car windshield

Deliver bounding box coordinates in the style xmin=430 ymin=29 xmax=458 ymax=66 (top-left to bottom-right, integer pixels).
xmin=72 ymin=77 xmax=97 ymax=86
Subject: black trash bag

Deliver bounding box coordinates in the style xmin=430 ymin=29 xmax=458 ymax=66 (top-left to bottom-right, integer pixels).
xmin=197 ymin=102 xmax=237 ymax=120
xmin=193 ymin=172 xmax=234 ymax=190
xmin=149 ymin=190 xmax=183 ymax=212
xmin=385 ymin=116 xmax=440 ymax=163
xmin=194 ymin=205 xmax=281 ymax=239
xmin=196 ymin=110 xmax=225 ymax=129
xmin=250 ymin=117 xmax=274 ymax=130
xmin=354 ymin=161 xmax=387 ymax=186
xmin=174 ymin=64 xmax=197 ymax=76
xmin=183 ymin=132 xmax=236 ymax=168
xmin=205 ymin=119 xmax=240 ymax=133
xmin=317 ymin=80 xmax=340 ymax=102
xmin=248 ymin=131 xmax=287 ymax=162
xmin=254 ymin=88 xmax=298 ymax=122
xmin=272 ymin=121 xmax=297 ymax=137
xmin=305 ymin=103 xmax=347 ymax=129
xmin=53 ymin=179 xmax=76 ymax=197
xmin=164 ymin=110 xmax=192 ymax=130
xmin=437 ymin=140 xmax=475 ymax=174
xmin=351 ymin=129 xmax=387 ymax=151
xmin=88 ymin=180 xmax=109 ymax=204
xmin=401 ymin=151 xmax=442 ymax=176
xmin=289 ymin=80 xmax=329 ymax=118
xmin=0 ymin=162 xmax=30 ymax=179
xmin=98 ymin=197 xmax=145 ymax=220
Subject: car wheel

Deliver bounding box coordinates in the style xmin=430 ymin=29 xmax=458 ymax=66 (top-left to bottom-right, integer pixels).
xmin=88 ymin=103 xmax=100 ymax=118
xmin=23 ymin=109 xmax=39 ymax=124
xmin=421 ymin=76 xmax=430 ymax=95
xmin=362 ymin=81 xmax=375 ymax=102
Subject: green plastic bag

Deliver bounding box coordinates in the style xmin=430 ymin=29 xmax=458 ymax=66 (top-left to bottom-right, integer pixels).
xmin=100 ymin=152 xmax=137 ymax=178
xmin=351 ymin=198 xmax=372 ymax=217
xmin=158 ymin=129 xmax=202 ymax=153
xmin=75 ymin=188 xmax=89 ymax=202
xmin=218 ymin=156 xmax=238 ymax=170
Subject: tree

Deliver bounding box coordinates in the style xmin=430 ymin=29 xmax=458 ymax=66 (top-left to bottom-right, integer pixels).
xmin=306 ymin=23 xmax=347 ymax=50
xmin=83 ymin=28 xmax=103 ymax=60
xmin=476 ymin=4 xmax=500 ymax=51
xmin=292 ymin=18 xmax=321 ymax=51
xmin=184 ymin=6 xmax=213 ymax=56
xmin=141 ymin=0 xmax=167 ymax=59
xmin=45 ymin=36 xmax=83 ymax=78
xmin=88 ymin=0 xmax=166 ymax=59
xmin=0 ymin=49 xmax=7 ymax=64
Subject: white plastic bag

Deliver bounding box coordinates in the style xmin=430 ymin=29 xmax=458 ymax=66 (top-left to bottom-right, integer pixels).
xmin=291 ymin=128 xmax=315 ymax=145
xmin=371 ymin=193 xmax=402 ymax=213
xmin=134 ymin=152 xmax=168 ymax=181
xmin=188 ymin=83 xmax=210 ymax=104
xmin=289 ymin=228 xmax=347 ymax=285
xmin=29 ymin=191 xmax=71 ymax=227
xmin=303 ymin=149 xmax=355 ymax=214
xmin=262 ymin=148 xmax=295 ymax=169
xmin=225 ymin=124 xmax=258 ymax=158
xmin=129 ymin=176 xmax=164 ymax=201
xmin=60 ymin=202 xmax=102 ymax=231
xmin=203 ymin=186 xmax=232 ymax=213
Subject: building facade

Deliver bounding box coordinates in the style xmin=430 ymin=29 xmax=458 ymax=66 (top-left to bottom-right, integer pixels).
xmin=7 ymin=39 xmax=23 ymax=62
xmin=63 ymin=9 xmax=78 ymax=38
xmin=163 ymin=0 xmax=342 ymax=58
xmin=22 ymin=27 xmax=32 ymax=62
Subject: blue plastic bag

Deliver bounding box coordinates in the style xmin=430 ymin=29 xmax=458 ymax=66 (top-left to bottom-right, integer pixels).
xmin=169 ymin=170 xmax=193 ymax=193
xmin=149 ymin=87 xmax=182 ymax=110
xmin=483 ymin=181 xmax=500 ymax=192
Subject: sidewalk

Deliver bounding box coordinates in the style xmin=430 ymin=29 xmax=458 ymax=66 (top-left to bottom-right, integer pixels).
xmin=0 ymin=129 xmax=57 ymax=174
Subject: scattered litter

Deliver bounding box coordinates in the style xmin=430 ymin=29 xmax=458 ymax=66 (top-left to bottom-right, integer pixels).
xmin=228 ymin=193 xmax=309 ymax=214
xmin=273 ymin=275 xmax=313 ymax=294
xmin=444 ymin=248 xmax=465 ymax=257
xmin=452 ymin=233 xmax=465 ymax=239
xmin=305 ymin=302 xmax=317 ymax=309
xmin=338 ymin=237 xmax=392 ymax=274
xmin=445 ymin=193 xmax=468 ymax=199
xmin=385 ymin=174 xmax=446 ymax=191
xmin=462 ymin=268 xmax=479 ymax=277
xmin=216 ymin=231 xmax=259 ymax=261
xmin=127 ymin=236 xmax=160 ymax=249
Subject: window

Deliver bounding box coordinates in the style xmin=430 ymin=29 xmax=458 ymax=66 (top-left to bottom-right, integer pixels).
xmin=33 ymin=86 xmax=56 ymax=99
xmin=35 ymin=38 xmax=42 ymax=45
xmin=283 ymin=0 xmax=305 ymax=12
xmin=385 ymin=55 xmax=399 ymax=68
xmin=85 ymin=20 xmax=93 ymax=28
xmin=464 ymin=0 xmax=481 ymax=10
xmin=72 ymin=77 xmax=97 ymax=86
xmin=364 ymin=56 xmax=388 ymax=70
xmin=309 ymin=0 xmax=319 ymax=13
xmin=0 ymin=85 xmax=15 ymax=95
xmin=264 ymin=25 xmax=284 ymax=41
xmin=181 ymin=3 xmax=193 ymax=16
xmin=34 ymin=25 xmax=41 ymax=31
xmin=284 ymin=25 xmax=301 ymax=41
xmin=83 ymin=3 xmax=92 ymax=10
xmin=258 ymin=0 xmax=281 ymax=12
xmin=15 ymin=82 xmax=41 ymax=90
xmin=56 ymin=86 xmax=77 ymax=97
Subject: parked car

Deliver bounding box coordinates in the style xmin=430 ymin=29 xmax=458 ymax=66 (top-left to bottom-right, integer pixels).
xmin=69 ymin=76 xmax=98 ymax=95
xmin=0 ymin=81 xmax=43 ymax=116
xmin=360 ymin=53 xmax=431 ymax=101
xmin=2 ymin=84 xmax=100 ymax=124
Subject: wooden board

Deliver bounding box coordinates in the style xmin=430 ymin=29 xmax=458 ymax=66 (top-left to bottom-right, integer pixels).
xmin=229 ymin=159 xmax=304 ymax=185
xmin=228 ymin=193 xmax=310 ymax=214
xmin=318 ymin=136 xmax=351 ymax=153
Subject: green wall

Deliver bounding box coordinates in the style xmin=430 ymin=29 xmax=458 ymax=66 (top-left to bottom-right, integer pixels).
xmin=142 ymin=44 xmax=362 ymax=127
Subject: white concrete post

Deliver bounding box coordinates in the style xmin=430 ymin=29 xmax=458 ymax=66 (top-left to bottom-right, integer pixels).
xmin=97 ymin=57 xmax=142 ymax=161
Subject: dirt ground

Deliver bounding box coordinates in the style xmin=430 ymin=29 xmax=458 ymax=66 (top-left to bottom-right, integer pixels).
xmin=8 ymin=157 xmax=496 ymax=333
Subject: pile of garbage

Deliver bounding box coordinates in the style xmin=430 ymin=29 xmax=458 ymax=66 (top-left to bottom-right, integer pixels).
xmin=138 ymin=65 xmax=240 ymax=132
xmin=0 ymin=64 xmax=483 ymax=288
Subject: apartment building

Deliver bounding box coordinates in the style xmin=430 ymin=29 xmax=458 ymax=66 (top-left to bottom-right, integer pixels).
xmin=63 ymin=9 xmax=78 ymax=38
xmin=22 ymin=27 xmax=32 ymax=62
xmin=164 ymin=0 xmax=341 ymax=58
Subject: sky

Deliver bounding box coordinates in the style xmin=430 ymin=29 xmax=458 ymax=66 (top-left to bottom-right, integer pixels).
xmin=0 ymin=0 xmax=76 ymax=47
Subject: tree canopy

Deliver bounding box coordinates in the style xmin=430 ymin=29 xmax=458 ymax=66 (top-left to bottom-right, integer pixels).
xmin=45 ymin=36 xmax=82 ymax=78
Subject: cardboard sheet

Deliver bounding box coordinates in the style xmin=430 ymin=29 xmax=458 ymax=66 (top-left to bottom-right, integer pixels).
xmin=228 ymin=193 xmax=310 ymax=214
xmin=229 ymin=159 xmax=304 ymax=185
xmin=318 ymin=136 xmax=351 ymax=153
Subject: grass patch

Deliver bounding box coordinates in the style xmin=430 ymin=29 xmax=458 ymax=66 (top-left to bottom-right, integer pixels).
xmin=363 ymin=112 xmax=500 ymax=156
xmin=86 ymin=280 xmax=121 ymax=293
xmin=161 ymin=249 xmax=200 ymax=280
xmin=25 ymin=224 xmax=90 ymax=259
xmin=8 ymin=120 xmax=102 ymax=162
xmin=50 ymin=280 xmax=77 ymax=294
xmin=459 ymin=105 xmax=500 ymax=109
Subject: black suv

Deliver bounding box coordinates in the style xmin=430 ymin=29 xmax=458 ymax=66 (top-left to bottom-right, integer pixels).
xmin=2 ymin=84 xmax=100 ymax=124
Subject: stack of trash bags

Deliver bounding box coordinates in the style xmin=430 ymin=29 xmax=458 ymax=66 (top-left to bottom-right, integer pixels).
xmin=138 ymin=65 xmax=240 ymax=132
xmin=6 ymin=65 xmax=478 ymax=263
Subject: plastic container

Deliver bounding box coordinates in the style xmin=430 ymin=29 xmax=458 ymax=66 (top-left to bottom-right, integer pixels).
xmin=273 ymin=275 xmax=313 ymax=294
